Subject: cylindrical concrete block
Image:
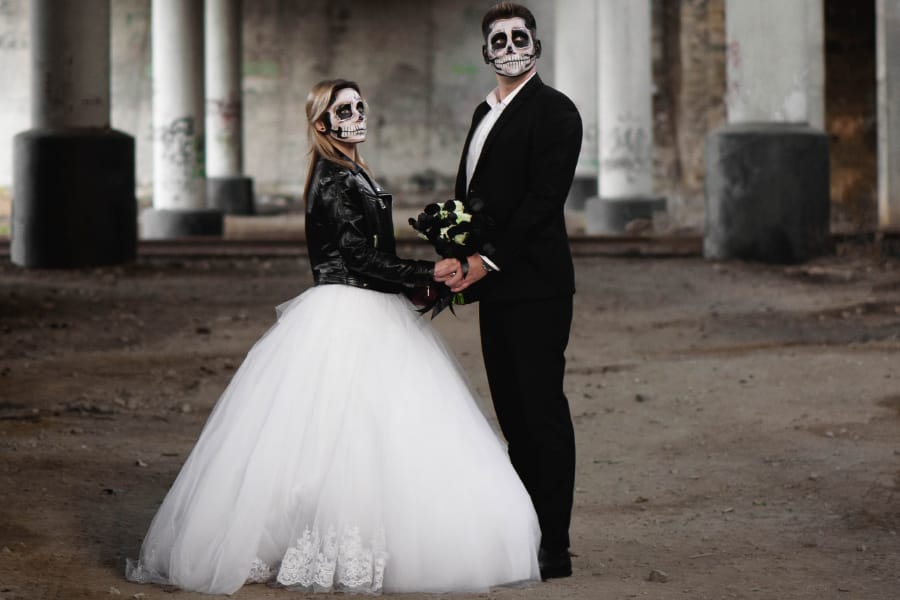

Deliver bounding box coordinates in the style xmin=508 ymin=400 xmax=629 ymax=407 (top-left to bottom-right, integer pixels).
xmin=704 ymin=123 xmax=830 ymax=263
xmin=12 ymin=129 xmax=137 ymax=267
xmin=207 ymin=176 xmax=254 ymax=214
xmin=565 ymin=176 xmax=597 ymax=213
xmin=586 ymin=195 xmax=665 ymax=235
xmin=140 ymin=208 xmax=223 ymax=239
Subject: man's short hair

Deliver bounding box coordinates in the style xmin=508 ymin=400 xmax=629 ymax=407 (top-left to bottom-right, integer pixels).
xmin=481 ymin=2 xmax=538 ymax=39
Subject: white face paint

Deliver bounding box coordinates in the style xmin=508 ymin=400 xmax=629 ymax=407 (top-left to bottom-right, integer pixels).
xmin=484 ymin=17 xmax=539 ymax=78
xmin=326 ymin=87 xmax=367 ymax=144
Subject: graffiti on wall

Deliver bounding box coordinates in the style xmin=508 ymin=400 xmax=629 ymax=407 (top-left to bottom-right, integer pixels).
xmin=207 ymin=99 xmax=241 ymax=133
xmin=158 ymin=116 xmax=204 ymax=194
xmin=0 ymin=0 xmax=26 ymax=51
xmin=601 ymin=114 xmax=652 ymax=186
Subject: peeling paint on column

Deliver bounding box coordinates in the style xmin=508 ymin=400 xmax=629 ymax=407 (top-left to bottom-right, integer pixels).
xmin=602 ymin=117 xmax=652 ymax=185
xmin=725 ymin=0 xmax=824 ymax=128
xmin=158 ymin=116 xmax=204 ymax=202
xmin=0 ymin=29 xmax=26 ymax=49
xmin=206 ymin=98 xmax=242 ymax=176
xmin=207 ymin=99 xmax=241 ymax=135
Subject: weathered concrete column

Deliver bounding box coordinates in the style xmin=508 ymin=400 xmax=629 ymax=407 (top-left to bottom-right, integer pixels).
xmin=877 ymin=0 xmax=900 ymax=231
xmin=205 ymin=0 xmax=253 ymax=215
xmin=554 ymin=0 xmax=597 ymax=212
xmin=704 ymin=0 xmax=829 ymax=262
xmin=142 ymin=0 xmax=222 ymax=238
xmin=587 ymin=0 xmax=665 ymax=234
xmin=12 ymin=0 xmax=136 ymax=267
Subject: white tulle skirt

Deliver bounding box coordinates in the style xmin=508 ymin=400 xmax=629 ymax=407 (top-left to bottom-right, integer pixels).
xmin=126 ymin=284 xmax=540 ymax=595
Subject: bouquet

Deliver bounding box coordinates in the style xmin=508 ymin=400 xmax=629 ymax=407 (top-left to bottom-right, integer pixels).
xmin=408 ymin=198 xmax=492 ymax=318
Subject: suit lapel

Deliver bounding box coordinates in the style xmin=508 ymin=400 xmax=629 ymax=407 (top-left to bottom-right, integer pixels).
xmin=462 ymin=102 xmax=491 ymax=160
xmin=469 ymin=74 xmax=544 ymax=188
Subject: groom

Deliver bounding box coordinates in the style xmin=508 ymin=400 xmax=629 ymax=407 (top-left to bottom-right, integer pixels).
xmin=435 ymin=1 xmax=582 ymax=581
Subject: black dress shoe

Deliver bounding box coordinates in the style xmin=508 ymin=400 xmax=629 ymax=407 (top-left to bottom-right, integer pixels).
xmin=538 ymin=547 xmax=572 ymax=580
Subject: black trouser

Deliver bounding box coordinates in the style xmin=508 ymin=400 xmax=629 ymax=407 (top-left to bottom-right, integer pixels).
xmin=479 ymin=296 xmax=576 ymax=552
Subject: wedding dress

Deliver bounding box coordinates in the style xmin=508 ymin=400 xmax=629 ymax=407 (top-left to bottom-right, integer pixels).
xmin=126 ymin=284 xmax=540 ymax=594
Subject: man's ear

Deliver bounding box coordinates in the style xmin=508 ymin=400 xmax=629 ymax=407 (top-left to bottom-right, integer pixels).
xmin=534 ymin=38 xmax=542 ymax=59
xmin=482 ymin=44 xmax=490 ymax=64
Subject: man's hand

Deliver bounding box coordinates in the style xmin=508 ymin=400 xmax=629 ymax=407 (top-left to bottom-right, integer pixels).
xmin=450 ymin=254 xmax=489 ymax=293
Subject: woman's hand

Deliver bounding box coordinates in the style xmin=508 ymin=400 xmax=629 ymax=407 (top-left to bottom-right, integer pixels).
xmin=434 ymin=258 xmax=461 ymax=283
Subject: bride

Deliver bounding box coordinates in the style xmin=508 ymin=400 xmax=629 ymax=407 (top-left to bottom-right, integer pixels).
xmin=125 ymin=79 xmax=541 ymax=595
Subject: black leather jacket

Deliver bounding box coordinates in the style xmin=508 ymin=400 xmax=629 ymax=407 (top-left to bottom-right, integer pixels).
xmin=305 ymin=157 xmax=434 ymax=294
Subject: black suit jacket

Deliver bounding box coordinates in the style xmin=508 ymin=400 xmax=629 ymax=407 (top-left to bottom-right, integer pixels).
xmin=455 ymin=74 xmax=582 ymax=303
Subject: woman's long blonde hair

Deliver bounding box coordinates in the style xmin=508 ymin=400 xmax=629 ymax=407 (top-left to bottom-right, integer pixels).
xmin=303 ymin=79 xmax=370 ymax=205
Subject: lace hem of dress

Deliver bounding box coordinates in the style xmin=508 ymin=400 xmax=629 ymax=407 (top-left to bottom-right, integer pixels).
xmin=125 ymin=525 xmax=387 ymax=594
xmin=252 ymin=525 xmax=388 ymax=594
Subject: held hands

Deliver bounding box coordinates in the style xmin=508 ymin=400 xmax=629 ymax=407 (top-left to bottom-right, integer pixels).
xmin=433 ymin=255 xmax=488 ymax=292
xmin=433 ymin=258 xmax=461 ymax=283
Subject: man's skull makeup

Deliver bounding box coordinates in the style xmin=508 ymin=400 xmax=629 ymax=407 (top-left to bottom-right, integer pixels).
xmin=324 ymin=87 xmax=367 ymax=144
xmin=482 ymin=17 xmax=541 ymax=78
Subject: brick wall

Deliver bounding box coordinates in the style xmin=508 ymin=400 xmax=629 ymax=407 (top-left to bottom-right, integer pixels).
xmin=653 ymin=0 xmax=727 ymax=229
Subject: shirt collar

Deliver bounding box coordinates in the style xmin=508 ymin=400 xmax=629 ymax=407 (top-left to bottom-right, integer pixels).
xmin=485 ymin=70 xmax=537 ymax=109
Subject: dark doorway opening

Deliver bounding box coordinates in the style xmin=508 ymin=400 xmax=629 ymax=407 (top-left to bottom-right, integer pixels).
xmin=825 ymin=0 xmax=877 ymax=233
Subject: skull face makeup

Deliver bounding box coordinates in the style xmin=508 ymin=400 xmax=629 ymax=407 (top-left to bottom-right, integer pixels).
xmin=324 ymin=87 xmax=367 ymax=144
xmin=482 ymin=17 xmax=541 ymax=78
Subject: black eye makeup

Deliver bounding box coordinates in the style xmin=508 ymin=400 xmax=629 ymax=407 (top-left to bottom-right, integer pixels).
xmin=356 ymin=101 xmax=366 ymax=116
xmin=511 ymin=30 xmax=530 ymax=48
xmin=335 ymin=104 xmax=353 ymax=120
xmin=490 ymin=32 xmax=508 ymax=50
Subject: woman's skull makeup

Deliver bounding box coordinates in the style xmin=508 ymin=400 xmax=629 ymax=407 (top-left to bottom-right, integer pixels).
xmin=324 ymin=87 xmax=367 ymax=144
xmin=482 ymin=17 xmax=541 ymax=78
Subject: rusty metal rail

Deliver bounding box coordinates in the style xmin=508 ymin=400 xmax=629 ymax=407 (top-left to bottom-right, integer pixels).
xmin=3 ymin=232 xmax=898 ymax=261
xmin=133 ymin=235 xmax=704 ymax=258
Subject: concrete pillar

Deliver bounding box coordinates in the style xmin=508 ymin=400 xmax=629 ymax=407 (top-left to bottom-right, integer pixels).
xmin=877 ymin=0 xmax=900 ymax=231
xmin=142 ymin=0 xmax=222 ymax=238
xmin=554 ymin=0 xmax=597 ymax=212
xmin=12 ymin=0 xmax=136 ymax=267
xmin=205 ymin=0 xmax=253 ymax=215
xmin=704 ymin=0 xmax=829 ymax=262
xmin=726 ymin=1 xmax=824 ymax=129
xmin=587 ymin=0 xmax=665 ymax=234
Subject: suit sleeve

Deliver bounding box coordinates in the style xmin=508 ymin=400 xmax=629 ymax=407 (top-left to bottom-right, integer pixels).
xmin=323 ymin=178 xmax=435 ymax=287
xmin=483 ymin=97 xmax=582 ymax=269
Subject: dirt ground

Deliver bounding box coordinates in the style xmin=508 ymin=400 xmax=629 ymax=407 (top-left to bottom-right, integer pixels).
xmin=1 ymin=241 xmax=899 ymax=600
